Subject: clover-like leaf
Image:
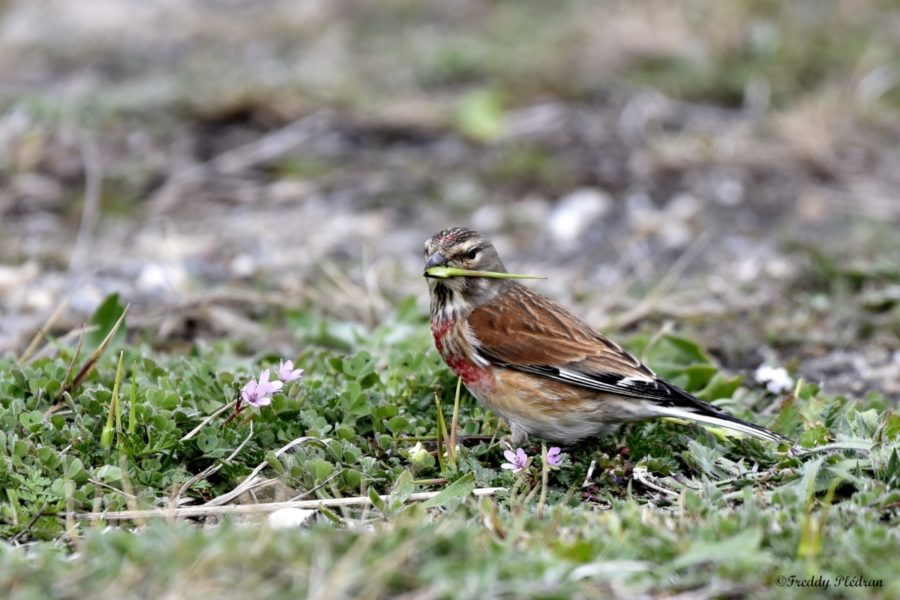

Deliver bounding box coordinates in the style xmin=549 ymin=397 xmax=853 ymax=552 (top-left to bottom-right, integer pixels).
xmin=385 ymin=416 xmax=411 ymax=434
xmin=196 ymin=433 xmax=219 ymax=454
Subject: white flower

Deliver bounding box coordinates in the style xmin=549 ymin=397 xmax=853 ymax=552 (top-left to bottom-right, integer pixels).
xmin=408 ymin=442 xmax=435 ymax=469
xmin=755 ymin=365 xmax=794 ymax=394
xmin=408 ymin=442 xmax=427 ymax=459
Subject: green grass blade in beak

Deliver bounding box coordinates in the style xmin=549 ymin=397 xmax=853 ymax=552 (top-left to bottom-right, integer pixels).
xmin=424 ymin=266 xmax=546 ymax=280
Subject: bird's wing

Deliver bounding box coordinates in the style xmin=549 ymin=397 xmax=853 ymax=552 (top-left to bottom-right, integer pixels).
xmin=467 ymin=284 xmax=724 ymax=413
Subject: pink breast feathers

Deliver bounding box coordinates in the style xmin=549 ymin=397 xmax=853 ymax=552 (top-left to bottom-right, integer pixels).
xmin=445 ymin=354 xmax=491 ymax=386
xmin=431 ymin=319 xmax=451 ymax=354
xmin=430 ymin=319 xmax=492 ymax=387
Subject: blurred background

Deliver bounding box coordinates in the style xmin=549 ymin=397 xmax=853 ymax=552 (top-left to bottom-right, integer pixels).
xmin=1 ymin=0 xmax=898 ymax=397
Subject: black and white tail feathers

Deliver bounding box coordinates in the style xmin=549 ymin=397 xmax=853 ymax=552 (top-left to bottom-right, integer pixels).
xmin=643 ymin=380 xmax=804 ymax=455
xmin=513 ymin=361 xmax=803 ymax=454
xmin=650 ymin=404 xmax=802 ymax=453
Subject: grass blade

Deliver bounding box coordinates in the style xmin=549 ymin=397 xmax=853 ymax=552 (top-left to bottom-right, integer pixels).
xmin=425 ymin=266 xmax=546 ymax=280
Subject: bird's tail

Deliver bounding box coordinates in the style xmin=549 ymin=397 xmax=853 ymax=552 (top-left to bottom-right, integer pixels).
xmin=652 ymin=405 xmax=804 ymax=455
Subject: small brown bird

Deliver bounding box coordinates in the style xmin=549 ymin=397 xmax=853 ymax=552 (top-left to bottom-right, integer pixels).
xmin=423 ymin=227 xmax=797 ymax=451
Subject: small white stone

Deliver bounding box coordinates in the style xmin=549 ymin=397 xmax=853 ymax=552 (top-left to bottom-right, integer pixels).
xmin=268 ymin=508 xmax=316 ymax=529
xmin=735 ymin=257 xmax=761 ymax=282
xmin=268 ymin=179 xmax=315 ymax=203
xmin=230 ymin=254 xmax=256 ymax=277
xmin=137 ymin=263 xmax=187 ymax=293
xmin=25 ymin=288 xmax=54 ymax=311
xmin=659 ymin=221 xmax=692 ymax=248
xmin=755 ymin=365 xmax=794 ymax=394
xmin=0 ymin=261 xmax=39 ymax=292
xmin=666 ymin=194 xmax=701 ymax=220
xmin=70 ymin=285 xmax=107 ymax=313
xmin=765 ymin=257 xmax=794 ymax=279
xmin=549 ymin=188 xmax=612 ymax=247
xmin=714 ymin=177 xmax=745 ymax=206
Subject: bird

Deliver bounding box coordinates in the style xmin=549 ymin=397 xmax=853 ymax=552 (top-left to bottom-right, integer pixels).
xmin=423 ymin=226 xmax=798 ymax=452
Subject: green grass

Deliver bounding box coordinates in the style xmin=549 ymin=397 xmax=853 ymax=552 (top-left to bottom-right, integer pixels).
xmin=0 ymin=294 xmax=898 ymax=598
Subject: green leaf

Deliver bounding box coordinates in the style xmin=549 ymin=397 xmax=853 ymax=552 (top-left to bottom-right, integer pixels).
xmin=373 ymin=405 xmax=399 ymax=421
xmin=345 ymin=394 xmax=370 ymax=417
xmin=342 ymin=353 xmax=373 ymax=378
xmin=883 ymin=449 xmax=900 ymax=485
xmin=456 ymin=88 xmax=504 ymax=141
xmin=797 ymin=380 xmax=820 ymax=401
xmin=794 ymin=455 xmax=827 ymax=500
xmin=798 ymin=424 xmax=830 ymax=447
xmin=18 ymin=410 xmax=43 ymax=432
xmin=368 ymin=488 xmax=386 ymax=511
xmin=307 ymin=458 xmax=334 ymax=482
xmin=883 ymin=413 xmax=900 ymax=441
xmin=86 ymin=293 xmax=127 ymax=353
xmin=12 ymin=440 xmax=27 ymax=458
xmin=422 ymin=472 xmax=475 ymax=509
xmin=391 ymin=470 xmax=415 ymax=505
xmin=341 ymin=469 xmax=363 ymax=489
xmin=345 ymin=381 xmax=361 ymax=402
xmin=651 ymin=362 xmax=716 ymax=389
xmin=684 ymin=440 xmax=723 ymax=477
xmin=95 ymin=465 xmax=122 ymax=482
xmin=147 ymin=388 xmax=179 ymax=410
xmin=51 ymin=478 xmax=76 ymax=500
xmin=670 ymin=529 xmax=763 ymax=570
xmin=266 ymin=454 xmax=285 ymax=476
xmin=37 ymin=447 xmax=60 ymax=469
xmin=385 ymin=416 xmax=411 ymax=434
xmin=663 ymin=334 xmax=713 ymax=364
xmin=683 ymin=364 xmax=718 ymax=391
xmin=65 ymin=457 xmax=85 ymax=480
xmin=196 ymin=433 xmax=219 ymax=454
xmin=697 ymin=373 xmax=744 ymax=401
xmin=358 ymin=372 xmax=380 ymax=389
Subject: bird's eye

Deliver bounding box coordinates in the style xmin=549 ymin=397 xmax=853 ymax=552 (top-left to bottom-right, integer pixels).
xmin=466 ymin=248 xmax=479 ymax=260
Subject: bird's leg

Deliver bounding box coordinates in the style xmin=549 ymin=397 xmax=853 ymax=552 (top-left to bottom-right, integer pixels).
xmin=501 ymin=421 xmax=529 ymax=450
xmin=496 ymin=419 xmax=527 ymax=451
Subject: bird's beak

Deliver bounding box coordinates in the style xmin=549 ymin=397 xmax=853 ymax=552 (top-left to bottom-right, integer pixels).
xmin=423 ymin=252 xmax=447 ymax=276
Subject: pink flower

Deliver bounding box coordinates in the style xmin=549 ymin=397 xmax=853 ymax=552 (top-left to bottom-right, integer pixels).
xmin=277 ymin=359 xmax=304 ymax=383
xmin=240 ymin=368 xmax=283 ymax=408
xmin=501 ymin=448 xmax=528 ymax=473
xmin=546 ymin=447 xmax=563 ymax=468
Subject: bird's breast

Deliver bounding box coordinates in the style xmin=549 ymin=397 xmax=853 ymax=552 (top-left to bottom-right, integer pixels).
xmin=430 ymin=318 xmax=452 ymax=354
xmin=430 ymin=317 xmax=492 ymax=387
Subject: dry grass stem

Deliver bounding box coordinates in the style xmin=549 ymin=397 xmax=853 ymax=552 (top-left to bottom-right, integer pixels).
xmin=77 ymin=487 xmax=506 ymax=521
xmin=203 ymin=436 xmax=322 ymax=506
xmin=632 ymin=465 xmax=680 ymax=498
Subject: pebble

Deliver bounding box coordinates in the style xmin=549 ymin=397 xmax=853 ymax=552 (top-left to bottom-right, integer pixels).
xmin=549 ymin=188 xmax=612 ymax=248
xmin=267 ymin=508 xmax=317 ymax=529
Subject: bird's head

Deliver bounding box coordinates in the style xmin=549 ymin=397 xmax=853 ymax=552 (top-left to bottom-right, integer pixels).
xmin=423 ymin=227 xmax=508 ymax=313
xmin=424 ymin=227 xmax=507 ymax=275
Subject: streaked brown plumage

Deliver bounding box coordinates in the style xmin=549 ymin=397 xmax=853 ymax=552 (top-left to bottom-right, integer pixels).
xmin=424 ymin=226 xmax=798 ymax=451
